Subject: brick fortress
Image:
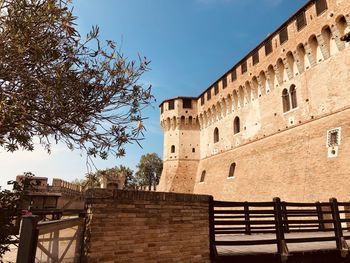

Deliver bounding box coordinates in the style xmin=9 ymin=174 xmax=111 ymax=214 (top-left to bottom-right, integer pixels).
xmin=158 ymin=0 xmax=350 ymax=202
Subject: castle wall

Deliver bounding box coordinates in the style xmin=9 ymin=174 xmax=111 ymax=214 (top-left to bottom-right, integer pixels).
xmin=199 ymin=46 xmax=350 ymax=161
xmin=51 ymin=178 xmax=84 ymax=209
xmin=194 ymin=46 xmax=350 ymax=201
xmin=194 ymin=108 xmax=350 ymax=202
xmin=158 ymin=0 xmax=350 ymax=201
xmin=159 ymin=97 xmax=201 ymax=193
xmin=158 ymin=159 xmax=199 ymax=193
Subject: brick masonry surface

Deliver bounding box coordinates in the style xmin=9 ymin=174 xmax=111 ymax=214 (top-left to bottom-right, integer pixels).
xmin=84 ymin=189 xmax=211 ymax=263
xmin=158 ymin=0 xmax=350 ymax=202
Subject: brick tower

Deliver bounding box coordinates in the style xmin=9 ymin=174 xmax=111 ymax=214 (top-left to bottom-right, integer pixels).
xmin=158 ymin=97 xmax=200 ymax=193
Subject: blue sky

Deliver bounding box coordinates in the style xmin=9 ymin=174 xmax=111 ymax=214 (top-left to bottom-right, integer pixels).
xmin=0 ymin=0 xmax=306 ymax=188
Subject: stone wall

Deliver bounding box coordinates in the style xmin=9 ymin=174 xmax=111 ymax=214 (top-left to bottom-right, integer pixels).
xmin=84 ymin=189 xmax=211 ymax=263
xmin=194 ymin=108 xmax=350 ymax=202
xmin=158 ymin=0 xmax=350 ymax=201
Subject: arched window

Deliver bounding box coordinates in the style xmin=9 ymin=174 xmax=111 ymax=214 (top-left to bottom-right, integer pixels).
xmin=214 ymin=127 xmax=219 ymax=143
xmin=171 ymin=145 xmax=175 ymax=153
xmin=234 ymin=117 xmax=240 ymax=134
xmin=290 ymin=85 xmax=297 ymax=109
xmin=282 ymin=89 xmax=290 ymax=113
xmin=200 ymin=170 xmax=206 ymax=182
xmin=228 ymin=163 xmax=236 ymax=178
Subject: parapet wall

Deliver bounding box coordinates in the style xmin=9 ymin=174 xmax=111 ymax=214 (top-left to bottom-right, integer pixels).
xmin=52 ymin=178 xmax=82 ymax=193
xmin=84 ymin=189 xmax=210 ymax=263
xmin=51 ymin=178 xmax=84 ymax=209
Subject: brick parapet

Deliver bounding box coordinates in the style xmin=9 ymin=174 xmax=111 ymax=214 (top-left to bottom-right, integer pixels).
xmin=85 ymin=189 xmax=210 ymax=202
xmin=84 ymin=189 xmax=211 ymax=263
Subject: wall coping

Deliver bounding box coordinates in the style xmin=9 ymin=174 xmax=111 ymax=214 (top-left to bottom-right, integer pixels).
xmin=85 ymin=189 xmax=211 ymax=203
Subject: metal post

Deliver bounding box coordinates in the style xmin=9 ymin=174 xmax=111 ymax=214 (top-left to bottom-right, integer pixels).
xmin=17 ymin=216 xmax=39 ymax=263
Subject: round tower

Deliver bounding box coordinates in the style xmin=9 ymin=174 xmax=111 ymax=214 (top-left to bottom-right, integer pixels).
xmin=158 ymin=97 xmax=200 ymax=193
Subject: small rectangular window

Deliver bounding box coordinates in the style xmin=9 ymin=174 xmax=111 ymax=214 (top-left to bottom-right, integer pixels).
xmin=200 ymin=95 xmax=204 ymax=105
xmin=265 ymin=40 xmax=273 ymax=56
xmin=228 ymin=163 xmax=236 ymax=178
xmin=330 ymin=132 xmax=338 ymax=146
xmin=160 ymin=104 xmax=164 ymax=114
xmin=222 ymin=77 xmax=227 ymax=89
xmin=279 ymin=27 xmax=288 ymax=45
xmin=316 ymin=0 xmax=328 ymax=16
xmin=241 ymin=61 xmax=247 ymax=74
xmin=214 ymin=84 xmax=219 ymax=95
xmin=200 ymin=171 xmax=206 ymax=182
xmin=327 ymin=128 xmax=341 ymax=147
xmin=296 ymin=11 xmax=307 ymax=31
xmin=207 ymin=90 xmax=211 ymax=101
xmin=252 ymin=51 xmax=259 ymax=65
xmin=231 ymin=69 xmax=237 ymax=81
xmin=168 ymin=100 xmax=175 ymax=110
xmin=182 ymin=98 xmax=192 ymax=109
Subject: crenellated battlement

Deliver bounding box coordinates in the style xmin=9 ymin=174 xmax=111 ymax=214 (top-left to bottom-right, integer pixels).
xmin=51 ymin=178 xmax=82 ymax=193
xmin=158 ymin=0 xmax=350 ymax=201
xmin=160 ymin=0 xmax=350 ymax=131
xmin=160 ymin=97 xmax=200 ymax=131
xmin=160 ymin=115 xmax=200 ymax=131
xmin=195 ymin=0 xmax=349 ymax=109
xmin=195 ymin=8 xmax=350 ymax=129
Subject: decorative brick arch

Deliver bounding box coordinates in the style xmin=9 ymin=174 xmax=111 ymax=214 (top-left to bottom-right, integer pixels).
xmin=244 ymin=81 xmax=252 ymax=102
xmin=258 ymin=71 xmax=267 ymax=96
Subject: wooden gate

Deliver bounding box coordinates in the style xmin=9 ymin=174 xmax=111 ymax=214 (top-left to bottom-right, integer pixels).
xmin=17 ymin=215 xmax=85 ymax=263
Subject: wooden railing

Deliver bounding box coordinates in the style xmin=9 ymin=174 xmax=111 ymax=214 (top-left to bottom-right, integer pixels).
xmin=209 ymin=197 xmax=350 ymax=262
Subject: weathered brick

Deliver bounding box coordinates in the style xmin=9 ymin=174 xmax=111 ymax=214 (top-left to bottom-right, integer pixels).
xmin=157 ymin=0 xmax=350 ymax=206
xmin=85 ymin=190 xmax=210 ymax=262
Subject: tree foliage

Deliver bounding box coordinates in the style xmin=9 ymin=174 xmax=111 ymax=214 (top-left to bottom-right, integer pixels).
xmin=0 ymin=172 xmax=33 ymax=261
xmin=80 ymin=165 xmax=134 ymax=190
xmin=83 ymin=172 xmax=101 ymax=189
xmin=135 ymin=153 xmax=162 ymax=190
xmin=77 ymin=154 xmax=163 ymax=191
xmin=0 ymin=0 xmax=153 ymax=159
xmin=113 ymin=165 xmax=135 ymax=190
xmin=0 ymin=186 xmax=19 ymax=260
